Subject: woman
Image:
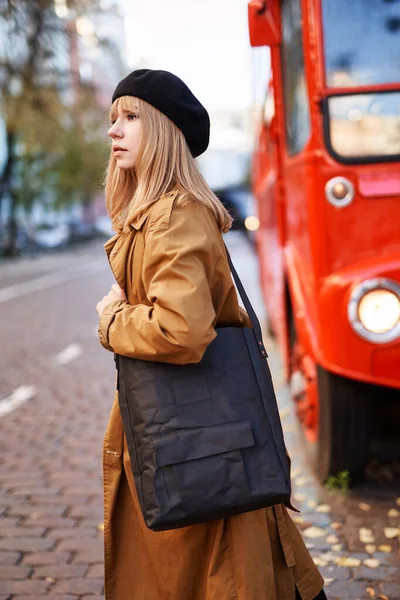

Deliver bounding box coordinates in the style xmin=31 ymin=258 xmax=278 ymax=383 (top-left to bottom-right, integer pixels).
xmin=96 ymin=69 xmax=327 ymax=600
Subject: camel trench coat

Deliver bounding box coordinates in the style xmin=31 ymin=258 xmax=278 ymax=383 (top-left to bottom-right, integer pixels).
xmin=98 ymin=190 xmax=324 ymax=600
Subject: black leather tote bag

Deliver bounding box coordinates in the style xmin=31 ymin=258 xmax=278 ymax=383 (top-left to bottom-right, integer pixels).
xmin=115 ymin=249 xmax=291 ymax=531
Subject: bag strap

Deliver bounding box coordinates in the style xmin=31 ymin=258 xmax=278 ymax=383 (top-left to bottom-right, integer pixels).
xmin=224 ymin=245 xmax=268 ymax=358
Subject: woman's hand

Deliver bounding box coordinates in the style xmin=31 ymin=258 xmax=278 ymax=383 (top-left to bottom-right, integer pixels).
xmin=96 ymin=284 xmax=127 ymax=317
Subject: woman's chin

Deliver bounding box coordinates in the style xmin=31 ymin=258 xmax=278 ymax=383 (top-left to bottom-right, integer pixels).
xmin=116 ymin=160 xmax=135 ymax=170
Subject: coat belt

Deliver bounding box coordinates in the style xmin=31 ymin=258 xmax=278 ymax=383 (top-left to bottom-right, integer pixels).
xmin=273 ymin=504 xmax=296 ymax=568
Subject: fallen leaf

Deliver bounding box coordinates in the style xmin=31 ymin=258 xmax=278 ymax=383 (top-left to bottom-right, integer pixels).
xmin=364 ymin=558 xmax=380 ymax=568
xmin=305 ymin=542 xmax=315 ymax=549
xmin=313 ymin=556 xmax=329 ymax=567
xmin=331 ymin=522 xmax=342 ymax=530
xmin=378 ymin=544 xmax=392 ymax=553
xmin=326 ymin=534 xmax=339 ymax=544
xmin=336 ymin=556 xmax=361 ymax=567
xmin=384 ymin=527 xmax=400 ymax=539
xmin=387 ymin=508 xmax=399 ymax=518
xmin=323 ymin=551 xmax=339 ymax=562
xmin=97 ymin=522 xmax=104 ymax=532
xmin=332 ymin=543 xmax=343 ymax=552
xmin=359 ymin=528 xmax=375 ymax=544
xmin=366 ymin=586 xmax=376 ymax=597
xmin=293 ymin=515 xmax=305 ymax=524
xmin=303 ymin=526 xmax=326 ymax=539
xmin=316 ymin=504 xmax=331 ymax=513
xmin=358 ymin=502 xmax=372 ymax=512
xmin=378 ymin=595 xmax=389 ymax=600
xmin=324 ymin=578 xmax=334 ymax=586
xmin=365 ymin=544 xmax=376 ymax=554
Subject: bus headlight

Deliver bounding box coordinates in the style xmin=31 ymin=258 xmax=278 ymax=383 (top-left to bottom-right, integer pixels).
xmin=348 ymin=279 xmax=400 ymax=343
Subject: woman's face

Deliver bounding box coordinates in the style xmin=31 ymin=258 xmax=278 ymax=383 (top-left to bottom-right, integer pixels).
xmin=107 ymin=102 xmax=142 ymax=170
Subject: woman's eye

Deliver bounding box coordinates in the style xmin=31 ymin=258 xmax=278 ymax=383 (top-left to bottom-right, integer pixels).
xmin=110 ymin=120 xmax=116 ymax=125
xmin=127 ymin=113 xmax=138 ymax=121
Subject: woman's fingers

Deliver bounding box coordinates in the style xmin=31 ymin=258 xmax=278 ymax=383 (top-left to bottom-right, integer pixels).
xmin=110 ymin=283 xmax=126 ymax=299
xmin=96 ymin=286 xmax=126 ymax=317
xmin=96 ymin=300 xmax=104 ymax=316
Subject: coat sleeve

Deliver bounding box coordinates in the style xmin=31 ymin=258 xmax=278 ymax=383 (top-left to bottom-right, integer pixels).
xmin=98 ymin=202 xmax=218 ymax=364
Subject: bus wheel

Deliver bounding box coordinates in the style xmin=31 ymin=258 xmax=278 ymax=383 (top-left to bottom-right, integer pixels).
xmin=288 ymin=317 xmax=373 ymax=482
xmin=313 ymin=366 xmax=373 ymax=482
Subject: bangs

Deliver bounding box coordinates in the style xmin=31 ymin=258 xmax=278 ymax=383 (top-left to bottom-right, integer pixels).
xmin=109 ymin=95 xmax=140 ymax=122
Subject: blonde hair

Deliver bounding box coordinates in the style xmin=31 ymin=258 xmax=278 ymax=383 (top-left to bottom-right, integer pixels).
xmin=104 ymin=95 xmax=233 ymax=234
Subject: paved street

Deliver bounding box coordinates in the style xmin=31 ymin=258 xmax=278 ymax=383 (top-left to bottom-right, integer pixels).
xmin=0 ymin=232 xmax=399 ymax=600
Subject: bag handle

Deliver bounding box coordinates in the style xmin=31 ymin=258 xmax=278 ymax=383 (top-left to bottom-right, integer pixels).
xmin=224 ymin=245 xmax=268 ymax=358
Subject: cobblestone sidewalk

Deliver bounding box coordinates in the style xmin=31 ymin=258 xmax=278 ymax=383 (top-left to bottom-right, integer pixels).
xmin=0 ymin=234 xmax=399 ymax=599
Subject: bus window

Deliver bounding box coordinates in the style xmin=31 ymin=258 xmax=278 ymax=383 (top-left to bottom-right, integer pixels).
xmin=280 ymin=0 xmax=310 ymax=155
xmin=263 ymin=90 xmax=275 ymax=125
xmin=325 ymin=91 xmax=400 ymax=161
xmin=322 ymin=0 xmax=400 ymax=88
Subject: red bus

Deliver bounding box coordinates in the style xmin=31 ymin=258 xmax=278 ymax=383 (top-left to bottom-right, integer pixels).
xmin=248 ymin=0 xmax=400 ymax=481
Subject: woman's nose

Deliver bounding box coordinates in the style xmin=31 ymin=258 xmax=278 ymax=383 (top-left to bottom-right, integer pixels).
xmin=107 ymin=124 xmax=123 ymax=139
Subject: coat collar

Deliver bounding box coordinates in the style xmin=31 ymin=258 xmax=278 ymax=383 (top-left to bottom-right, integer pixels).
xmin=129 ymin=204 xmax=153 ymax=231
xmin=104 ymin=232 xmax=120 ymax=258
xmin=130 ymin=190 xmax=179 ymax=231
xmin=103 ymin=190 xmax=179 ymax=259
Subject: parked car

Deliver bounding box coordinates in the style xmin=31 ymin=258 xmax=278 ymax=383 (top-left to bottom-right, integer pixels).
xmin=215 ymin=185 xmax=259 ymax=242
xmin=34 ymin=223 xmax=70 ymax=250
xmin=68 ymin=220 xmax=95 ymax=243
xmin=0 ymin=223 xmax=37 ymax=257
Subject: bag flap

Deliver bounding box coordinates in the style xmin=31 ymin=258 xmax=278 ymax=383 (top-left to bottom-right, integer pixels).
xmin=155 ymin=420 xmax=254 ymax=468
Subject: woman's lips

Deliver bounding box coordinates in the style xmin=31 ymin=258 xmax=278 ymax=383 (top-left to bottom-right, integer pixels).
xmin=113 ymin=146 xmax=127 ymax=153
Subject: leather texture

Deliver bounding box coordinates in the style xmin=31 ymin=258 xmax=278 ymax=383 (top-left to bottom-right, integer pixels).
xmin=116 ymin=248 xmax=291 ymax=531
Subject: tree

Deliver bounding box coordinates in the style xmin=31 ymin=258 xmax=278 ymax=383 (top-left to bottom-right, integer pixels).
xmin=49 ymin=86 xmax=107 ymax=211
xmin=0 ymin=1 xmax=66 ymax=220
xmin=0 ymin=0 xmax=107 ymax=255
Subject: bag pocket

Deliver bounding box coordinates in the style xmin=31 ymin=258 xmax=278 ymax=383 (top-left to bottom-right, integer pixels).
xmin=154 ymin=421 xmax=256 ymax=515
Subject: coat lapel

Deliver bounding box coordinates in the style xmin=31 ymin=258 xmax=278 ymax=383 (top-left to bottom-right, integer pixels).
xmin=105 ymin=230 xmax=136 ymax=292
xmin=103 ymin=198 xmax=160 ymax=294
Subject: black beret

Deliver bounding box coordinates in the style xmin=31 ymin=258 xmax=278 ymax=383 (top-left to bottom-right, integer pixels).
xmin=112 ymin=69 xmax=210 ymax=158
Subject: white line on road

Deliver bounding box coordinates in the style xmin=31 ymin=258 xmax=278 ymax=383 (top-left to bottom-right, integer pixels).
xmin=0 ymin=385 xmax=36 ymax=418
xmin=55 ymin=343 xmax=82 ymax=365
xmin=0 ymin=259 xmax=106 ymax=303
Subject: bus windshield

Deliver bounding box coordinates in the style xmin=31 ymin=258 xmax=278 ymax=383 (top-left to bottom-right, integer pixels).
xmin=322 ymin=0 xmax=400 ymax=88
xmin=325 ymin=91 xmax=400 ymax=162
xmin=321 ymin=1 xmax=400 ymax=162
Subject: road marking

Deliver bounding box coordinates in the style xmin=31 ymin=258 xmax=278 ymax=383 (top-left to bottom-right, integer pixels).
xmin=0 ymin=259 xmax=106 ymax=303
xmin=55 ymin=343 xmax=82 ymax=365
xmin=0 ymin=385 xmax=36 ymax=417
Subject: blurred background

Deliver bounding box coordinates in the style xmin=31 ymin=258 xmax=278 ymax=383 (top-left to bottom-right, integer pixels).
xmin=0 ymin=0 xmax=263 ymax=257
xmin=0 ymin=2 xmax=399 ymax=599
